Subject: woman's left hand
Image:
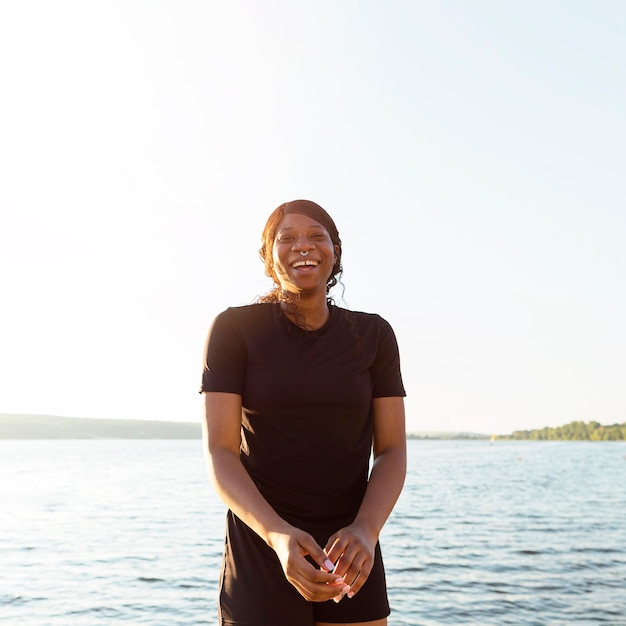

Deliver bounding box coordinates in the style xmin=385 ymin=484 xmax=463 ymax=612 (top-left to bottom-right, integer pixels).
xmin=323 ymin=521 xmax=378 ymax=601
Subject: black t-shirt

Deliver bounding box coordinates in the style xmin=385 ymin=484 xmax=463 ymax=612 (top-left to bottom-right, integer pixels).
xmin=200 ymin=303 xmax=405 ymax=527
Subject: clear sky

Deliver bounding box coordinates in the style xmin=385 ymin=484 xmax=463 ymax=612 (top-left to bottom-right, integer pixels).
xmin=1 ymin=1 xmax=625 ymax=435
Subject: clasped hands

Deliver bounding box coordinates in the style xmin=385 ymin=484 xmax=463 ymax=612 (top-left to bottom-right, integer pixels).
xmin=269 ymin=521 xmax=378 ymax=604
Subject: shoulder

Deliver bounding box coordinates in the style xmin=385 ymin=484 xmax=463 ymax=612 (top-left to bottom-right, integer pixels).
xmin=333 ymin=306 xmax=394 ymax=332
xmin=331 ymin=306 xmax=400 ymax=348
xmin=215 ymin=303 xmax=275 ymax=323
xmin=208 ymin=303 xmax=275 ymax=338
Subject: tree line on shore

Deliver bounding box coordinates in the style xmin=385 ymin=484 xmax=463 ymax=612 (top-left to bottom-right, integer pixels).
xmin=501 ymin=420 xmax=626 ymax=441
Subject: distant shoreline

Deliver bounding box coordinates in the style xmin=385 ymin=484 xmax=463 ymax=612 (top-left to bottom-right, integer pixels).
xmin=0 ymin=413 xmax=489 ymax=440
xmin=2 ymin=413 xmax=623 ymax=441
xmin=406 ymin=432 xmax=489 ymax=440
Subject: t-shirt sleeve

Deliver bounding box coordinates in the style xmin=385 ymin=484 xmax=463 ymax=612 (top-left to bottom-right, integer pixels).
xmin=370 ymin=316 xmax=406 ymax=398
xmin=199 ymin=308 xmax=247 ymax=395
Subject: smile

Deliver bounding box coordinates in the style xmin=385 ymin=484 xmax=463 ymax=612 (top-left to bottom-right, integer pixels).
xmin=291 ymin=260 xmax=319 ymax=268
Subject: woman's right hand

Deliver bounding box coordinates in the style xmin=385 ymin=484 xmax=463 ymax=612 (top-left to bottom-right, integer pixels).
xmin=267 ymin=526 xmax=350 ymax=602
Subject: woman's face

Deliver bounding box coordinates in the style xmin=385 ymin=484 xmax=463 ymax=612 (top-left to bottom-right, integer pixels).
xmin=272 ymin=212 xmax=338 ymax=297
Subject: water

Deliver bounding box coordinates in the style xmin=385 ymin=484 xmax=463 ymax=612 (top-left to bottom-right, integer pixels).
xmin=1 ymin=439 xmax=625 ymax=625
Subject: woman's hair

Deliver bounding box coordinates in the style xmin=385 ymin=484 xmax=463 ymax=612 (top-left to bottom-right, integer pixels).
xmin=258 ymin=199 xmax=343 ymax=303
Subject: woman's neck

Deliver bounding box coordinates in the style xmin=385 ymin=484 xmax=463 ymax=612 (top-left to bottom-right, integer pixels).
xmin=280 ymin=293 xmax=330 ymax=330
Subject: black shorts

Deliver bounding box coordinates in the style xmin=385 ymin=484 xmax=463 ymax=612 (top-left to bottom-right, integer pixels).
xmin=218 ymin=511 xmax=390 ymax=625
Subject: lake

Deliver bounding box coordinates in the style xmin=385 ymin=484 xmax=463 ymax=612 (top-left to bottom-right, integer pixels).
xmin=1 ymin=439 xmax=625 ymax=625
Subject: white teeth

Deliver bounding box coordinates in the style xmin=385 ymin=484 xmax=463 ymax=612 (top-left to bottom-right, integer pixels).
xmin=292 ymin=260 xmax=318 ymax=268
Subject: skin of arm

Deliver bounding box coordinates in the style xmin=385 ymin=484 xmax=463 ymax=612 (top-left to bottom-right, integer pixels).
xmin=323 ymin=396 xmax=407 ymax=599
xmin=203 ymin=391 xmax=349 ymax=602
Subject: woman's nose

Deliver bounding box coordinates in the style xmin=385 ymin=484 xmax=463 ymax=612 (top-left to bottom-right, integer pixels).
xmin=293 ymin=238 xmax=314 ymax=251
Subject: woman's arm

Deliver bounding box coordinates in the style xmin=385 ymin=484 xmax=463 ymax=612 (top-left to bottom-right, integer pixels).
xmin=203 ymin=392 xmax=348 ymax=601
xmin=324 ymin=396 xmax=407 ymax=599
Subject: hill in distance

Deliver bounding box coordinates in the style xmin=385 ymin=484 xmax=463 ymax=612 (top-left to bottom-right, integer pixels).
xmin=0 ymin=413 xmax=202 ymax=439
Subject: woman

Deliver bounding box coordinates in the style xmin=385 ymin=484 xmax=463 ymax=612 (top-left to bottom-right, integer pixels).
xmin=200 ymin=199 xmax=406 ymax=626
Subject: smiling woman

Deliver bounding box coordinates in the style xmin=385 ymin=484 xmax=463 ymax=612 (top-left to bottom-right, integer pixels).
xmin=259 ymin=200 xmax=343 ymax=308
xmin=272 ymin=212 xmax=337 ymax=300
xmin=200 ymin=199 xmax=406 ymax=626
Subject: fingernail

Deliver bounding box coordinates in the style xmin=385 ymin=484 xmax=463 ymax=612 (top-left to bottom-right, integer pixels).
xmin=324 ymin=559 xmax=335 ymax=571
xmin=347 ymin=590 xmax=355 ymax=599
xmin=332 ymin=585 xmax=350 ymax=603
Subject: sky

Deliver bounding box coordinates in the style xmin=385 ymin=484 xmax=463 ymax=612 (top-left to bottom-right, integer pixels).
xmin=1 ymin=0 xmax=625 ymax=435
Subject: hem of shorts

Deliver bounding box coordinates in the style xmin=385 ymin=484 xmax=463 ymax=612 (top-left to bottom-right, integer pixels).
xmin=312 ymin=607 xmax=391 ymax=624
xmin=220 ymin=609 xmax=390 ymax=626
xmin=220 ymin=620 xmax=262 ymax=626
